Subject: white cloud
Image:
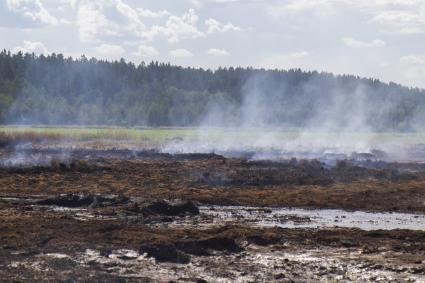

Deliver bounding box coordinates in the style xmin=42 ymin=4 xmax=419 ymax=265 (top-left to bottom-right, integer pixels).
xmin=76 ymin=0 xmax=149 ymax=42
xmin=95 ymin=44 xmax=125 ymax=59
xmin=400 ymin=55 xmax=425 ymax=66
xmin=190 ymin=0 xmax=258 ymax=6
xmin=59 ymin=0 xmax=78 ymax=9
xmin=208 ymin=48 xmax=229 ymax=56
xmin=6 ymin=0 xmax=58 ymax=25
xmin=189 ymin=0 xmax=202 ymax=8
xmin=270 ymin=0 xmax=423 ymax=14
xmin=77 ymin=1 xmax=120 ymax=42
xmin=133 ymin=45 xmax=159 ymax=57
xmin=342 ymin=37 xmax=386 ymax=48
xmin=12 ymin=40 xmax=48 ymax=54
xmin=157 ymin=8 xmax=205 ymax=42
xmin=189 ymin=0 xmax=244 ymax=8
xmin=138 ymin=9 xmax=205 ymax=42
xmin=371 ymin=9 xmax=425 ymax=34
xmin=137 ymin=8 xmax=169 ymax=18
xmin=115 ymin=0 xmax=146 ymax=35
xmin=356 ymin=0 xmax=424 ymax=8
xmin=269 ymin=0 xmax=336 ymax=18
xmin=205 ymin=18 xmax=240 ymax=33
xmin=213 ymin=0 xmax=245 ymax=2
xmin=269 ymin=0 xmax=425 ymax=26
xmin=75 ymin=2 xmax=204 ymax=44
xmin=170 ymin=48 xmax=194 ymax=58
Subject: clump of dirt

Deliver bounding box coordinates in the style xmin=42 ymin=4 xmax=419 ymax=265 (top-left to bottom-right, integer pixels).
xmin=139 ymin=236 xmax=241 ymax=263
xmin=139 ymin=244 xmax=191 ymax=264
xmin=32 ymin=193 xmax=200 ymax=223
xmin=177 ymin=236 xmax=241 ymax=255
xmin=36 ymin=193 xmax=130 ymax=208
xmin=141 ymin=200 xmax=200 ymax=216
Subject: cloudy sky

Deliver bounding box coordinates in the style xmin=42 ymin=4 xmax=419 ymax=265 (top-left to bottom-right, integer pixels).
xmin=1 ymin=0 xmax=425 ymax=88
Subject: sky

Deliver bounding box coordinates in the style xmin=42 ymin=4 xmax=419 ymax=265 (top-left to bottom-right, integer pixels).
xmin=1 ymin=0 xmax=425 ymax=88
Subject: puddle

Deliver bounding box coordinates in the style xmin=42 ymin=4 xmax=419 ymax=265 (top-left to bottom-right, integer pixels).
xmin=194 ymin=206 xmax=425 ymax=230
xmin=36 ymin=204 xmax=425 ymax=230
xmin=3 ymin=193 xmax=424 ymax=231
xmin=42 ymin=253 xmax=70 ymax=259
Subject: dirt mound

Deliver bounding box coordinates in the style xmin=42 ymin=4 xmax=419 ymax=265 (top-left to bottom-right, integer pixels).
xmin=142 ymin=200 xmax=200 ymax=216
xmin=139 ymin=236 xmax=241 ymax=263
xmin=36 ymin=193 xmax=129 ymax=208
xmin=177 ymin=236 xmax=241 ymax=256
xmin=139 ymin=244 xmax=190 ymax=264
xmin=246 ymin=235 xmax=280 ymax=246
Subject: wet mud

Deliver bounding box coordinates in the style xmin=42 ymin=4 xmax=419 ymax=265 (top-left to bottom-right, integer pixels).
xmin=1 ymin=148 xmax=425 ymax=281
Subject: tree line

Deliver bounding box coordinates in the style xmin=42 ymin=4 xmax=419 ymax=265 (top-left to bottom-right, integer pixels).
xmin=0 ymin=49 xmax=424 ymax=131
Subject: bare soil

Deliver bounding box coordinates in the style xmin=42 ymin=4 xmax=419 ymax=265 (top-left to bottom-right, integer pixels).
xmin=0 ymin=149 xmax=424 ymax=212
xmin=1 ymin=149 xmax=425 ymax=282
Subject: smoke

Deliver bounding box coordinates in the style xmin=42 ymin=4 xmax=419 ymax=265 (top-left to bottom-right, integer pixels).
xmin=162 ymin=72 xmax=425 ymax=162
xmin=2 ymin=51 xmax=425 ymax=163
xmin=0 ymin=142 xmax=71 ymax=168
xmin=0 ymin=150 xmax=70 ymax=168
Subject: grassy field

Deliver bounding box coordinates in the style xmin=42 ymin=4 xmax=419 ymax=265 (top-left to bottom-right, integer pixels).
xmin=0 ymin=126 xmax=197 ymax=144
xmin=0 ymin=126 xmax=425 ymax=148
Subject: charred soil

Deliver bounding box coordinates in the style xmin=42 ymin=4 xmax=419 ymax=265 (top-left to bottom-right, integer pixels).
xmin=0 ymin=149 xmax=424 ymax=213
xmin=1 ymin=149 xmax=425 ymax=281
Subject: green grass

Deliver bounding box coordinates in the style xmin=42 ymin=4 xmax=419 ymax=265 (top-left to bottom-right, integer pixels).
xmin=0 ymin=126 xmax=425 ymax=147
xmin=0 ymin=126 xmax=198 ymax=143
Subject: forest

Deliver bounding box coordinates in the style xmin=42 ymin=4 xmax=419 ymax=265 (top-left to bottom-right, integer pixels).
xmin=0 ymin=49 xmax=424 ymax=130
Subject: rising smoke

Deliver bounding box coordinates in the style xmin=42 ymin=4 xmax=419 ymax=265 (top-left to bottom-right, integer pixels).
xmin=162 ymin=71 xmax=425 ymax=162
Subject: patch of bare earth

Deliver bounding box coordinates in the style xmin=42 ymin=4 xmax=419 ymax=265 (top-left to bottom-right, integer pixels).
xmin=1 ymin=149 xmax=425 ymax=281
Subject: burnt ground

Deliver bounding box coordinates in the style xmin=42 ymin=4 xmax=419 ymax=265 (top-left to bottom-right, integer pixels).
xmin=1 ymin=149 xmax=425 ymax=281
xmin=1 ymin=149 xmax=425 ymax=213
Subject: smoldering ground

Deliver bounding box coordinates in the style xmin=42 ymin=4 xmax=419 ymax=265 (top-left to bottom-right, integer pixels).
xmin=162 ymin=71 xmax=425 ymax=163
xmin=1 ymin=152 xmax=425 ymax=282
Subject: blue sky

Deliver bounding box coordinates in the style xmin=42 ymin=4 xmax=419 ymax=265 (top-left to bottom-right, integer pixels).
xmin=1 ymin=0 xmax=425 ymax=88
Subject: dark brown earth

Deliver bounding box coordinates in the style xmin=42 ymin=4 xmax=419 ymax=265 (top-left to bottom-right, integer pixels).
xmin=1 ymin=199 xmax=425 ymax=282
xmin=1 ymin=149 xmax=425 ymax=282
xmin=1 ymin=149 xmax=425 ymax=213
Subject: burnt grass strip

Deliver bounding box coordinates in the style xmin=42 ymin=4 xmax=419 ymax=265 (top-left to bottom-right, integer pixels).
xmin=0 ymin=151 xmax=424 ymax=213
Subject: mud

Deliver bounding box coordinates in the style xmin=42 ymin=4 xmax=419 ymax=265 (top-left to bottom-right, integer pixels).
xmin=36 ymin=193 xmax=130 ymax=208
xmin=142 ymin=200 xmax=200 ymax=216
xmin=1 ymin=201 xmax=425 ymax=282
xmin=1 ymin=148 xmax=425 ymax=281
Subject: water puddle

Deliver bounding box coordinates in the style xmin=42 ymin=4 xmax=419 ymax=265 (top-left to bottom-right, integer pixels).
xmin=3 ymin=193 xmax=424 ymax=230
xmin=36 ymin=204 xmax=425 ymax=230
xmin=169 ymin=206 xmax=425 ymax=231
